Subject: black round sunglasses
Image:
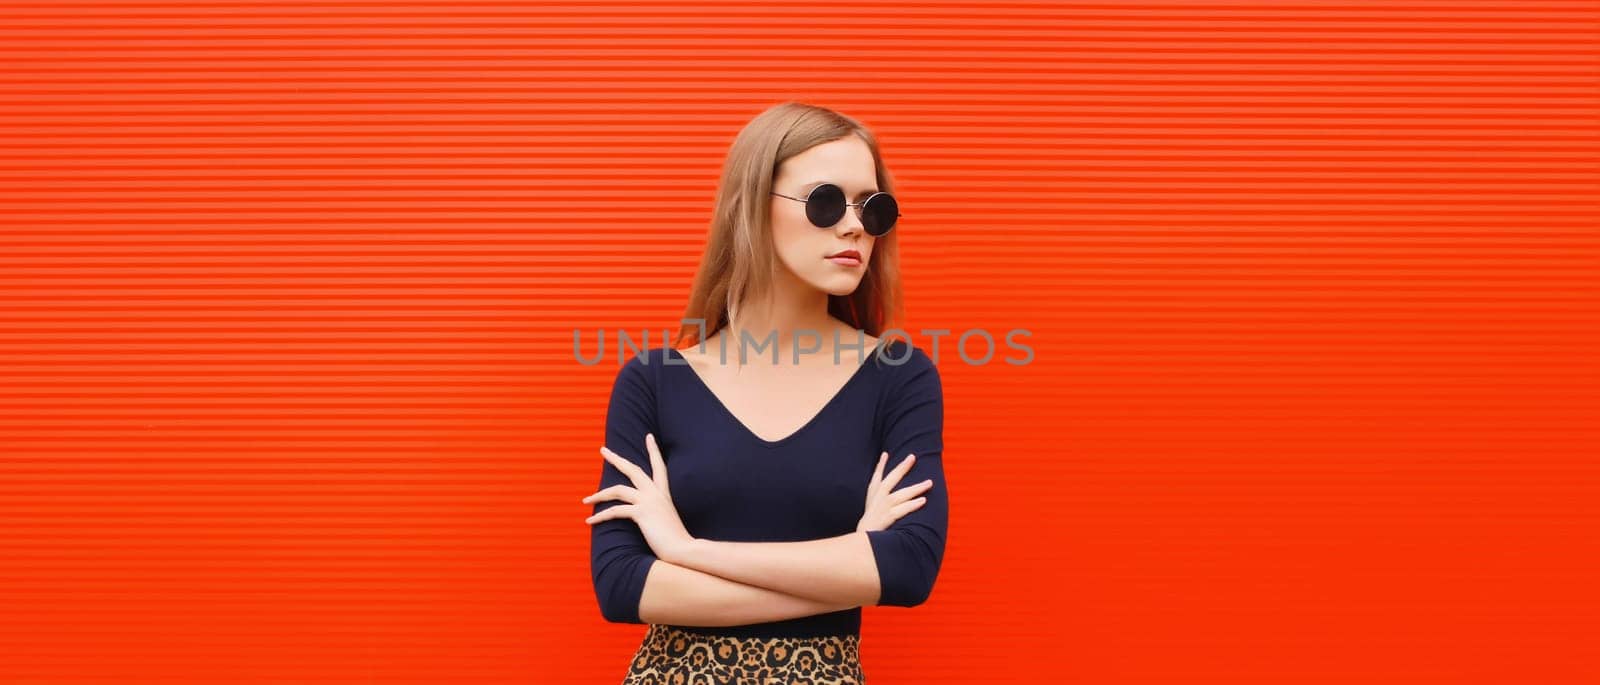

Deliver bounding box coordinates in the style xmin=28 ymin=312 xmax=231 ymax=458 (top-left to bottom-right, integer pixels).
xmin=770 ymin=183 xmax=901 ymax=237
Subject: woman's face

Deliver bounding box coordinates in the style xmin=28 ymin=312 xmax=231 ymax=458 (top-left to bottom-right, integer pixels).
xmin=768 ymin=136 xmax=880 ymax=297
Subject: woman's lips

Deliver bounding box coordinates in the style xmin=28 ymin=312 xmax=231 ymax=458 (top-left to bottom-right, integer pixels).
xmin=826 ymin=255 xmax=862 ymax=267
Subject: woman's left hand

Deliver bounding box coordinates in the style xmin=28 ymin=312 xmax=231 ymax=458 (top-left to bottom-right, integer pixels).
xmin=583 ymin=432 xmax=696 ymax=565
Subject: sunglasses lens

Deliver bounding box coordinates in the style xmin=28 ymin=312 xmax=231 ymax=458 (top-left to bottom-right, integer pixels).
xmin=804 ymin=183 xmax=847 ymax=228
xmin=862 ymin=192 xmax=899 ymax=236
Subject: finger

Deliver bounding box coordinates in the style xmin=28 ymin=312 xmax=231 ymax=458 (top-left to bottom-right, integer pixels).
xmin=868 ymin=451 xmax=886 ymax=495
xmin=581 ymin=484 xmax=637 ymax=506
xmin=888 ymin=497 xmax=927 ymax=519
xmin=881 ymin=453 xmax=917 ymax=490
xmin=645 ymin=433 xmax=669 ymax=496
xmin=585 ymin=504 xmax=635 ymax=525
xmin=888 ymin=479 xmax=934 ymax=502
xmin=600 ymin=446 xmax=646 ymax=484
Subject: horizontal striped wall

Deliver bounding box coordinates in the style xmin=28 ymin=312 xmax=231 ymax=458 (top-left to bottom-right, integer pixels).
xmin=2 ymin=1 xmax=1598 ymax=682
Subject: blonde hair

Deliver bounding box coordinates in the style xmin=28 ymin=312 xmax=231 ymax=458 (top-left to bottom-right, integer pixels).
xmin=673 ymin=101 xmax=905 ymax=350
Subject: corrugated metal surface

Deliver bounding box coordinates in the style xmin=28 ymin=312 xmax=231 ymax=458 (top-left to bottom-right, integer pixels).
xmin=3 ymin=1 xmax=1597 ymax=682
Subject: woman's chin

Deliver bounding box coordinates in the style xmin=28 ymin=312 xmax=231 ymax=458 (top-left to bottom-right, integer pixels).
xmin=809 ymin=273 xmax=863 ymax=296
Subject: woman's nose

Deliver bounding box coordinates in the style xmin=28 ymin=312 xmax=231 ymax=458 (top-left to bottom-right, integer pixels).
xmin=836 ymin=209 xmax=864 ymax=236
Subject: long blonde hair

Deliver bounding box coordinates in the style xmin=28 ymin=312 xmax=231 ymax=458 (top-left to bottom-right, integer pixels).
xmin=673 ymin=101 xmax=905 ymax=350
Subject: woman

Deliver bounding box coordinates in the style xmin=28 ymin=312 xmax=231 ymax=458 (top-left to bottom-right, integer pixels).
xmin=583 ymin=101 xmax=948 ymax=684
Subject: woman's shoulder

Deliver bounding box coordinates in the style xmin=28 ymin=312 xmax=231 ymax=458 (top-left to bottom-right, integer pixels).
xmin=870 ymin=337 xmax=938 ymax=375
xmin=610 ymin=346 xmax=677 ymax=390
xmin=629 ymin=346 xmax=676 ymax=366
xmin=870 ymin=338 xmax=944 ymax=438
xmin=865 ymin=338 xmax=941 ymax=415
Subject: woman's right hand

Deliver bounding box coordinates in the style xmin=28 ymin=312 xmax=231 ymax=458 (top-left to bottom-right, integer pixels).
xmin=856 ymin=451 xmax=934 ymax=533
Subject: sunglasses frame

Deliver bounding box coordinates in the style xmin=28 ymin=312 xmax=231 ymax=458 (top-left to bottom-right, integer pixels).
xmin=770 ymin=182 xmax=902 ymax=236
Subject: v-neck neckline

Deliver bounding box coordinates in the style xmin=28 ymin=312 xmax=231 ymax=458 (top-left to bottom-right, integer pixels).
xmin=667 ymin=343 xmax=882 ymax=449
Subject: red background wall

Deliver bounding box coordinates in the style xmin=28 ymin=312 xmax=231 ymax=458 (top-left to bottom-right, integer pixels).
xmin=3 ymin=1 xmax=1597 ymax=682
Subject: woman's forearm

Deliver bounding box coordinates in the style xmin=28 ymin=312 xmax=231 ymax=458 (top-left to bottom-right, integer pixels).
xmin=637 ymin=557 xmax=861 ymax=627
xmin=663 ymin=532 xmax=881 ymax=608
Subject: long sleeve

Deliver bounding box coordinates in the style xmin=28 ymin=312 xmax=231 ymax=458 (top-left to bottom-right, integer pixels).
xmin=864 ymin=346 xmax=949 ymax=607
xmin=589 ymin=353 xmax=660 ymax=624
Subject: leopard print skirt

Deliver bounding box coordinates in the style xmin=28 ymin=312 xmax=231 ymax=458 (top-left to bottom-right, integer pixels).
xmin=619 ymin=623 xmax=864 ymax=684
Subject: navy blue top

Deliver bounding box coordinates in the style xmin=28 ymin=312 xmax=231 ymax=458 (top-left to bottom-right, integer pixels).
xmin=588 ymin=338 xmax=948 ymax=638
